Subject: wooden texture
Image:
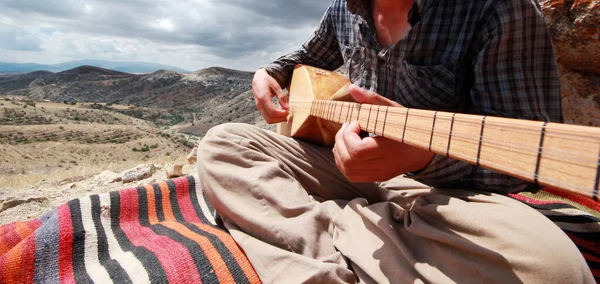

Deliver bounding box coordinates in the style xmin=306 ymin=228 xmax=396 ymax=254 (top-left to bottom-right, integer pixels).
xmin=277 ymin=65 xmax=600 ymax=200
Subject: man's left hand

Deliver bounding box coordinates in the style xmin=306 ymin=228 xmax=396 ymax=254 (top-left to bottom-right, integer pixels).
xmin=332 ymin=85 xmax=435 ymax=182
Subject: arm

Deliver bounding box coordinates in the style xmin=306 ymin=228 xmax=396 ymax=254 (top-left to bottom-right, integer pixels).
xmin=411 ymin=0 xmax=561 ymax=193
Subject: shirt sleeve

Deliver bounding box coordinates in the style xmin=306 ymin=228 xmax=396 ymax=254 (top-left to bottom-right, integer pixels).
xmin=411 ymin=0 xmax=562 ymax=193
xmin=263 ymin=5 xmax=344 ymax=89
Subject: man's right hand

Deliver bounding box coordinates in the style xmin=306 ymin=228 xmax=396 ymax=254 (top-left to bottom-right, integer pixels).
xmin=252 ymin=68 xmax=289 ymax=124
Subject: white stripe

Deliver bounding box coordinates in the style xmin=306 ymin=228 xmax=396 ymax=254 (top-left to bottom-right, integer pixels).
xmin=79 ymin=196 xmax=113 ymax=283
xmin=98 ymin=193 xmax=151 ymax=283
xmin=536 ymin=207 xmax=598 ymax=217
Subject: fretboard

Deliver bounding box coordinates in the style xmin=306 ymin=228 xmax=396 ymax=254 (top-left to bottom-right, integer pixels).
xmin=309 ymin=99 xmax=600 ymax=200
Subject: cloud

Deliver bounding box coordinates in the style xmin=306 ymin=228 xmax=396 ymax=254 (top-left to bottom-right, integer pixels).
xmin=0 ymin=0 xmax=332 ymax=71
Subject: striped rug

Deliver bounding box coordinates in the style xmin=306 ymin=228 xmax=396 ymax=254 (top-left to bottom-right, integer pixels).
xmin=0 ymin=176 xmax=260 ymax=284
xmin=0 ymin=177 xmax=598 ymax=283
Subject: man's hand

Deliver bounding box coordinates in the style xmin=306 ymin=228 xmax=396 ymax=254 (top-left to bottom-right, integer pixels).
xmin=332 ymin=84 xmax=435 ymax=182
xmin=252 ymin=68 xmax=289 ymax=124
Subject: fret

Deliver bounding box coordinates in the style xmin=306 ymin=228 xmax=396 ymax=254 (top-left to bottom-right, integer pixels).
xmin=349 ymin=103 xmax=354 ymax=122
xmin=374 ymin=106 xmax=381 ymax=135
xmin=446 ymin=113 xmax=456 ymax=157
xmin=366 ymin=105 xmax=372 ymax=132
xmin=345 ymin=102 xmax=351 ymax=123
xmin=381 ymin=106 xmax=389 ymax=138
xmin=402 ymin=109 xmax=409 ymax=143
xmin=594 ymin=145 xmax=600 ymax=201
xmin=429 ymin=111 xmax=438 ymax=152
xmin=533 ymin=122 xmax=548 ymax=184
xmin=476 ymin=116 xmax=487 ymax=166
xmin=356 ymin=104 xmax=362 ymax=122
xmin=332 ymin=101 xmax=337 ymax=123
xmin=338 ymin=102 xmax=343 ymax=123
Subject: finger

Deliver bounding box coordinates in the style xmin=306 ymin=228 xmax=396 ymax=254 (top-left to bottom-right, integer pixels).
xmin=348 ymin=84 xmax=401 ymax=107
xmin=333 ymin=123 xmax=350 ymax=172
xmin=255 ymin=94 xmax=288 ymax=123
xmin=268 ymin=78 xmax=289 ymax=110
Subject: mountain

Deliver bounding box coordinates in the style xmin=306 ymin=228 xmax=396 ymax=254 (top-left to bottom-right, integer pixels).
xmin=0 ymin=60 xmax=190 ymax=74
xmin=0 ymin=65 xmax=263 ymax=137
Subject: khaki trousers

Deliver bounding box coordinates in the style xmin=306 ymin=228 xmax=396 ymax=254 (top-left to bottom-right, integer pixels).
xmin=197 ymin=123 xmax=593 ymax=284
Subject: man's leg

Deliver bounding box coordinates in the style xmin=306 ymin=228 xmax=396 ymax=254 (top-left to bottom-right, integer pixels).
xmin=196 ymin=123 xmax=385 ymax=283
xmin=333 ymin=176 xmax=595 ymax=283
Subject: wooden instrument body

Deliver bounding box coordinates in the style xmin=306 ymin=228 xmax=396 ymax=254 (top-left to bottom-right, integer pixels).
xmin=277 ymin=65 xmax=352 ymax=146
xmin=277 ymin=65 xmax=600 ymax=201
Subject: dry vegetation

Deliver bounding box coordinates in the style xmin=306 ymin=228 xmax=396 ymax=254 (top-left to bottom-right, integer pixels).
xmin=0 ymin=99 xmax=193 ymax=191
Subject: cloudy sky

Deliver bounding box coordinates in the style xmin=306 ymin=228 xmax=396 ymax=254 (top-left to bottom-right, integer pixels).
xmin=0 ymin=0 xmax=331 ymax=71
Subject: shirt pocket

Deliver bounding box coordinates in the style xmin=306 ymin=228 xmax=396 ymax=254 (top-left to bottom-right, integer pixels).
xmin=390 ymin=61 xmax=464 ymax=111
xmin=340 ymin=45 xmax=371 ymax=88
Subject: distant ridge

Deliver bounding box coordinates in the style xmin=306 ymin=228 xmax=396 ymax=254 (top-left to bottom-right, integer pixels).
xmin=0 ymin=59 xmax=190 ymax=74
xmin=58 ymin=65 xmax=130 ymax=76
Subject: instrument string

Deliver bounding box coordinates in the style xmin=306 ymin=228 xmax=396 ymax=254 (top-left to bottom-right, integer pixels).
xmin=288 ymin=101 xmax=599 ymax=166
xmin=289 ymin=100 xmax=600 ymax=142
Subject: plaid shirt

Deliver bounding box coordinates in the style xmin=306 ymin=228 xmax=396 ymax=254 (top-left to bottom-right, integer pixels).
xmin=264 ymin=0 xmax=561 ymax=193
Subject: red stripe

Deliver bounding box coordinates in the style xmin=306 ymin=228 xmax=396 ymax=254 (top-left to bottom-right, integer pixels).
xmin=543 ymin=187 xmax=600 ymax=213
xmin=509 ymin=193 xmax=568 ymax=205
xmin=20 ymin=230 xmax=37 ymax=284
xmin=58 ymin=204 xmax=75 ymax=283
xmin=567 ymin=233 xmax=600 ymax=255
xmin=581 ymin=252 xmax=600 ymax=263
xmin=0 ymin=222 xmax=19 ymax=255
xmin=173 ymin=177 xmax=202 ymax=223
xmin=591 ymin=268 xmax=599 ymax=278
xmin=118 ymin=188 xmax=202 ymax=283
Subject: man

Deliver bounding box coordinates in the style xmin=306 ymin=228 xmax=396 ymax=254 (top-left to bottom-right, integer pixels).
xmin=197 ymin=0 xmax=594 ymax=282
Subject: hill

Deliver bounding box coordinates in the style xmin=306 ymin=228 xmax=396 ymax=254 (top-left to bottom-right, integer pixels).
xmin=0 ymin=65 xmax=266 ymax=137
xmin=0 ymin=59 xmax=190 ymax=74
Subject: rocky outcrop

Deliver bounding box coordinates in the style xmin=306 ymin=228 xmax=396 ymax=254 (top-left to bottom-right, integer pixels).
xmin=0 ymin=196 xmax=49 ymax=213
xmin=121 ymin=164 xmax=157 ymax=183
xmin=165 ymin=163 xmax=184 ymax=178
xmin=541 ymin=0 xmax=600 ymax=126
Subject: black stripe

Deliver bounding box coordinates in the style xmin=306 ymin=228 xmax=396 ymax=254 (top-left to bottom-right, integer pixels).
xmin=152 ymin=183 xmax=165 ymax=221
xmin=563 ymin=230 xmax=600 ymax=243
xmin=109 ymin=191 xmax=168 ymax=283
xmin=166 ymin=179 xmax=186 ymax=222
xmin=545 ymin=214 xmax=600 ymax=224
xmin=381 ymin=106 xmax=389 ymax=138
xmin=429 ymin=111 xmax=438 ymax=152
xmin=446 ymin=113 xmax=456 ymax=157
xmin=137 ymin=185 xmax=220 ymax=284
xmin=594 ymin=144 xmax=600 ymax=201
xmin=534 ymin=122 xmax=548 ymax=184
xmin=186 ymin=176 xmax=212 ymax=225
xmin=402 ymin=109 xmax=410 ymax=143
xmin=521 ymin=201 xmax=577 ymax=211
xmin=179 ymin=223 xmax=251 ymax=284
xmin=366 ymin=105 xmax=372 ymax=132
xmin=374 ymin=106 xmax=381 ymax=135
xmin=203 ymin=191 xmax=216 ymax=218
xmin=476 ymin=116 xmax=487 ymax=166
xmin=182 ymin=179 xmax=250 ymax=283
xmin=90 ymin=195 xmax=132 ymax=283
xmin=68 ymin=199 xmax=94 ymax=284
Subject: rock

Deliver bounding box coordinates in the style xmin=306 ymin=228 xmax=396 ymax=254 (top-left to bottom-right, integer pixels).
xmin=165 ymin=163 xmax=184 ymax=178
xmin=187 ymin=147 xmax=198 ymax=165
xmin=558 ymin=64 xmax=600 ymax=126
xmin=541 ymin=0 xmax=600 ymax=74
xmin=121 ymin=164 xmax=156 ymax=183
xmin=93 ymin=170 xmax=122 ymax=185
xmin=0 ymin=196 xmax=49 ymax=212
